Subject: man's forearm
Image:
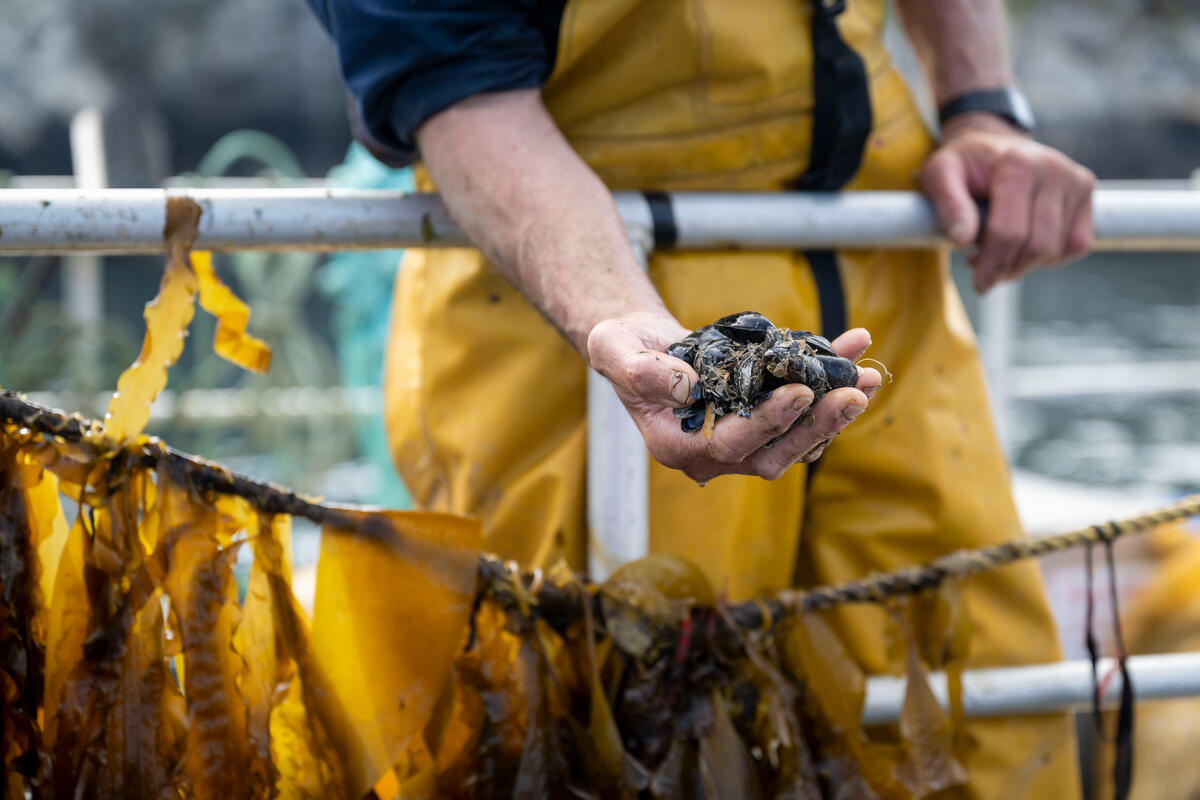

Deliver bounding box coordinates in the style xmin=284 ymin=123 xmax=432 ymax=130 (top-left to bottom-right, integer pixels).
xmin=415 ymin=89 xmax=673 ymax=355
xmin=893 ymin=0 xmax=1012 ymax=106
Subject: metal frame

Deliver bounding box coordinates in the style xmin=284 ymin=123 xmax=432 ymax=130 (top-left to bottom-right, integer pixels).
xmin=3 ymin=185 xmax=1200 ymax=720
xmin=862 ymin=652 xmax=1196 ymax=725
xmin=4 ymin=187 xmax=1200 ymax=254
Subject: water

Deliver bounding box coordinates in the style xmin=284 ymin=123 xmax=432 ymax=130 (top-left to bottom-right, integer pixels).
xmin=952 ymin=251 xmax=1200 ymax=496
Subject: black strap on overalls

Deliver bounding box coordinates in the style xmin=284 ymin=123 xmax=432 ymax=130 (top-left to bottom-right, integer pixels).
xmin=796 ymin=0 xmax=871 ymax=492
xmin=795 ymin=0 xmax=873 ymax=341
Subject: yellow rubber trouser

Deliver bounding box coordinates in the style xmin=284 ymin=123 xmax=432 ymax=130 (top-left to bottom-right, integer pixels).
xmin=383 ymin=11 xmax=1078 ymax=798
xmin=386 ymin=248 xmax=1079 ymax=800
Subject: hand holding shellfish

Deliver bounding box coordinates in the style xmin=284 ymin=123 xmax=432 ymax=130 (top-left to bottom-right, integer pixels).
xmin=586 ymin=311 xmax=882 ymax=484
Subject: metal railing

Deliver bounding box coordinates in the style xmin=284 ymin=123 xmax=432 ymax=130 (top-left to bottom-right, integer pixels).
xmin=3 ymin=183 xmax=1199 ymax=722
xmin=4 ymin=187 xmax=1200 ymax=254
xmin=863 ymin=652 xmax=1200 ymax=724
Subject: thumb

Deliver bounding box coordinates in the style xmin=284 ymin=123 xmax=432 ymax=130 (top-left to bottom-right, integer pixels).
xmin=587 ymin=320 xmax=698 ymax=408
xmin=921 ymin=148 xmax=979 ymax=246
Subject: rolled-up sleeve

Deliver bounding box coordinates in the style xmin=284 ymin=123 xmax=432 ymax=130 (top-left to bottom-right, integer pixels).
xmin=305 ymin=0 xmax=559 ymax=166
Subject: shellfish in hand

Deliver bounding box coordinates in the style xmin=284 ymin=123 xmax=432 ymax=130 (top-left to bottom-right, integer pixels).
xmin=666 ymin=312 xmax=859 ymax=438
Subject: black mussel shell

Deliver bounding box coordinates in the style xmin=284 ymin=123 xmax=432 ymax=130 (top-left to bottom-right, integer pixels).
xmin=792 ymin=353 xmax=826 ymax=387
xmin=815 ymin=354 xmax=857 ymax=389
xmin=713 ymin=311 xmax=773 ymax=343
xmin=665 ymin=311 xmax=866 ymax=434
xmin=696 ymin=339 xmax=735 ymax=366
xmin=666 ymin=341 xmax=697 ymax=363
xmin=761 ymin=339 xmax=799 ymax=378
xmin=691 ymin=325 xmax=728 ymax=343
xmin=800 ymin=332 xmax=837 ymax=357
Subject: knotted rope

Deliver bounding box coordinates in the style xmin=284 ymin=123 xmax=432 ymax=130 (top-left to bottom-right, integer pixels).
xmin=4 ymin=389 xmax=1198 ymax=631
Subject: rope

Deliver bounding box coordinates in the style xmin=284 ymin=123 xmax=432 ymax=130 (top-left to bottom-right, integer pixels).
xmin=3 ymin=390 xmax=1199 ymax=632
xmin=780 ymin=497 xmax=1200 ymax=615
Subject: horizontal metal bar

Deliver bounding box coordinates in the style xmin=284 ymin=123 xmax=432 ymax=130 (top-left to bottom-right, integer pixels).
xmin=862 ymin=652 xmax=1199 ymax=725
xmin=1010 ymin=360 xmax=1200 ymax=400
xmin=24 ymin=386 xmax=381 ymax=422
xmin=2 ymin=188 xmax=1200 ymax=254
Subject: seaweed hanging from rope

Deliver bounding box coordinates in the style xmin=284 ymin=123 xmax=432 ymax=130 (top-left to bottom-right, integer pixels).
xmin=0 ymin=192 xmax=1187 ymax=798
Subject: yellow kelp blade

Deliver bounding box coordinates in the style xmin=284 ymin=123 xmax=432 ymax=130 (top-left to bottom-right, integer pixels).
xmin=891 ymin=608 xmax=967 ymax=797
xmin=191 ymin=251 xmax=271 ymax=374
xmin=104 ymin=197 xmax=201 ymax=442
xmin=158 ymin=473 xmax=254 ymax=800
xmin=236 ymin=509 xmax=297 ymax=797
xmin=311 ymin=509 xmax=481 ymax=799
xmin=18 ymin=453 xmax=68 ymax=637
xmin=42 ymin=512 xmax=88 ymax=761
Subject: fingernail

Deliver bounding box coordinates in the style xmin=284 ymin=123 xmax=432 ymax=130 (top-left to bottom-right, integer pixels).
xmin=801 ymin=440 xmax=830 ymax=463
xmin=792 ymin=395 xmax=813 ymax=413
xmin=949 ymin=220 xmax=971 ymax=243
xmin=863 ymin=384 xmax=879 ymax=399
xmin=842 ymin=403 xmax=866 ymax=422
xmin=670 ymin=370 xmax=690 ymax=405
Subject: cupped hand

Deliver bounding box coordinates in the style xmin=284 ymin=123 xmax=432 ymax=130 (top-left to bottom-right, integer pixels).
xmin=920 ymin=113 xmax=1097 ymax=293
xmin=586 ymin=312 xmax=882 ymax=485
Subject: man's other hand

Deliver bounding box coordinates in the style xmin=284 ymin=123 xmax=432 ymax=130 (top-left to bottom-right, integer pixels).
xmin=586 ymin=312 xmax=883 ymax=485
xmin=920 ymin=113 xmax=1097 ymax=293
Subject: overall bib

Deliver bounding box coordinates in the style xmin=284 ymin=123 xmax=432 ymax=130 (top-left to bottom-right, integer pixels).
xmin=384 ymin=1 xmax=1080 ymax=795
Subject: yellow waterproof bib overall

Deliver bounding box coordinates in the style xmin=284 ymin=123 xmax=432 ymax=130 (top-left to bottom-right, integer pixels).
xmin=384 ymin=1 xmax=1080 ymax=795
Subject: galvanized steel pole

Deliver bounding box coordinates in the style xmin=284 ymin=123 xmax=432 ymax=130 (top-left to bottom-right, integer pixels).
xmin=862 ymin=651 xmax=1200 ymax=724
xmin=586 ymin=225 xmax=653 ymax=582
xmin=3 ymin=188 xmax=1200 ymax=253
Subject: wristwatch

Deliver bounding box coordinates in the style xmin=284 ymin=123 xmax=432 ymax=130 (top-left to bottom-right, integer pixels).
xmin=937 ymin=87 xmax=1036 ymax=134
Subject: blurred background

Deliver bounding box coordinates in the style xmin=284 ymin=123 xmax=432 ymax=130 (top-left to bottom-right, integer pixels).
xmin=0 ymin=0 xmax=1198 ymax=659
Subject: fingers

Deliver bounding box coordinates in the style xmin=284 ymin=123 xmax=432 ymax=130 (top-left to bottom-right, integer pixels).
xmin=1001 ymin=160 xmax=1096 ymax=284
xmin=921 ymin=149 xmax=980 ymax=246
xmin=831 ymin=326 xmax=883 ymax=395
xmin=973 ymin=154 xmax=1096 ymax=292
xmin=1063 ymin=167 xmax=1097 ymax=261
xmin=1009 ymin=178 xmax=1066 ymax=281
xmin=641 ymin=383 xmax=813 ymax=482
xmin=971 ymin=152 xmax=1036 ymax=292
xmin=830 ymin=327 xmax=872 ymax=361
xmin=588 ymin=317 xmax=698 ymax=408
xmin=856 ymin=365 xmax=883 ymax=398
xmin=747 ymin=387 xmax=869 ymax=480
xmin=599 ymin=315 xmax=879 ymax=484
xmin=926 ymin=124 xmax=1097 ymax=294
xmin=701 ymin=384 xmax=815 ymax=466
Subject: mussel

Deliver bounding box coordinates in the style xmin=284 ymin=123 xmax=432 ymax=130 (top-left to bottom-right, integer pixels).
xmin=667 ymin=311 xmax=859 ymax=435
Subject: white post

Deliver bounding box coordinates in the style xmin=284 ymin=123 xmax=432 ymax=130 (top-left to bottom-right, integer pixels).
xmin=65 ymin=109 xmax=108 ymax=373
xmin=586 ymin=226 xmax=653 ymax=581
xmin=978 ymin=280 xmax=1019 ymax=454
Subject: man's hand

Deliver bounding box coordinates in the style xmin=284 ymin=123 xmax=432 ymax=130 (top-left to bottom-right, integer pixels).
xmin=587 ymin=312 xmax=883 ymax=484
xmin=921 ymin=114 xmax=1097 ymax=294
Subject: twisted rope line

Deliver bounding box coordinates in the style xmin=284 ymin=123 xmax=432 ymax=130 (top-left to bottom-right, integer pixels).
xmin=782 ymin=501 xmax=1199 ymax=616
xmin=3 ymin=390 xmax=1198 ymax=630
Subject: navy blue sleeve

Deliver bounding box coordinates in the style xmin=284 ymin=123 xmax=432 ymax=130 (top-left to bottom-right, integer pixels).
xmin=305 ymin=0 xmax=561 ymax=166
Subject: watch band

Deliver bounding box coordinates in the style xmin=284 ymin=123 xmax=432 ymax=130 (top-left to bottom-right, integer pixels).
xmin=938 ymin=87 xmax=1036 ymax=133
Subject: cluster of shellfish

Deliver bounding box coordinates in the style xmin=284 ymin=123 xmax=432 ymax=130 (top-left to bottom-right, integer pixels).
xmin=666 ymin=311 xmax=858 ymax=436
